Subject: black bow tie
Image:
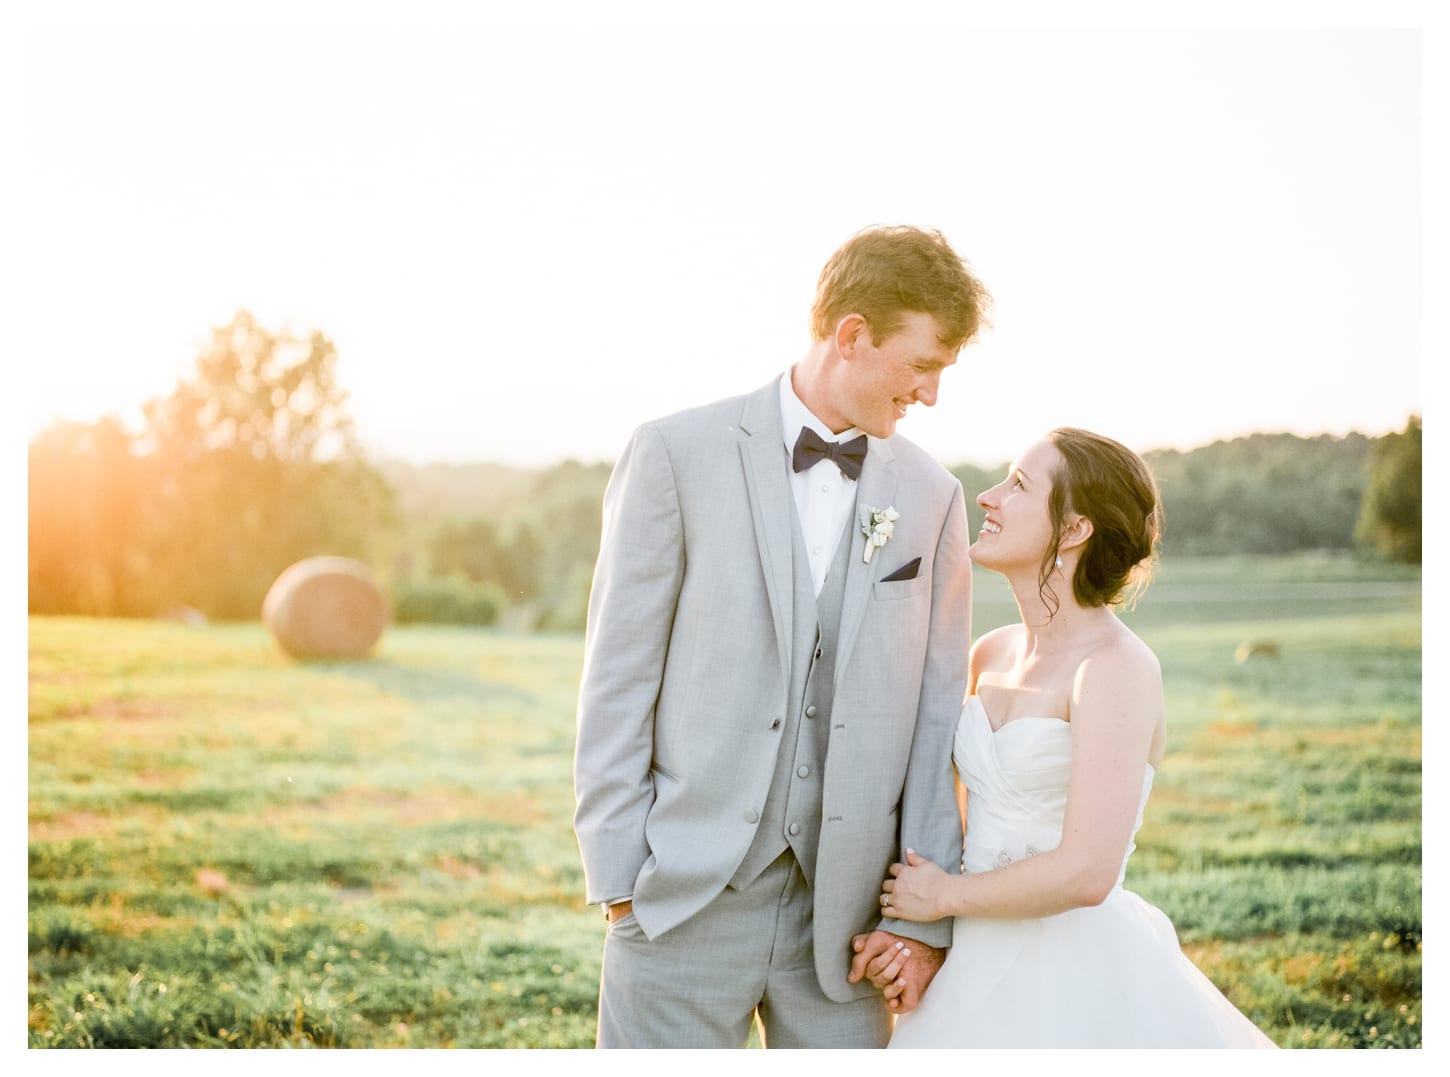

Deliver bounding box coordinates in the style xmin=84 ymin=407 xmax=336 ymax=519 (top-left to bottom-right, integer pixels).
xmin=792 ymin=427 xmax=868 ymax=481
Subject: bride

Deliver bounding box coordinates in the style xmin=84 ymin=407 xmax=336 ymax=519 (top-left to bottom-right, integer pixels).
xmin=853 ymin=428 xmax=1277 ymax=1049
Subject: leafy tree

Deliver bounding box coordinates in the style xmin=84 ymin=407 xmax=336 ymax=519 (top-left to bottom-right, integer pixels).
xmin=515 ymin=460 xmax=611 ymax=629
xmin=1356 ymin=416 xmax=1421 ymax=563
xmin=142 ymin=309 xmax=355 ymax=463
xmin=28 ymin=417 xmax=153 ymax=615
xmin=1143 ymin=433 xmax=1370 ymax=554
xmin=428 ymin=518 xmax=506 ymax=585
xmin=496 ymin=518 xmax=544 ymax=605
xmin=137 ymin=310 xmax=396 ymax=619
xmin=28 ymin=310 xmax=396 ymax=620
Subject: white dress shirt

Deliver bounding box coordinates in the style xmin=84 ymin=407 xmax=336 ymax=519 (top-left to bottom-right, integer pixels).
xmin=779 ymin=370 xmax=863 ymax=596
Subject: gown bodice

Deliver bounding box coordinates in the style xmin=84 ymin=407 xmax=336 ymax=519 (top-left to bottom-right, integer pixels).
xmin=887 ymin=696 xmax=1276 ymax=1048
xmin=954 ymin=695 xmax=1154 ymax=889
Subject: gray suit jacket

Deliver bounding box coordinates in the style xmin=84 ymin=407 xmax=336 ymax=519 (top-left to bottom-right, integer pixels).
xmin=573 ymin=377 xmax=971 ymax=1002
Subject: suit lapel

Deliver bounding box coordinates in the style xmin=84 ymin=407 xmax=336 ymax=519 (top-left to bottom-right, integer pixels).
xmin=835 ymin=436 xmax=898 ymax=687
xmin=738 ymin=382 xmax=794 ymax=689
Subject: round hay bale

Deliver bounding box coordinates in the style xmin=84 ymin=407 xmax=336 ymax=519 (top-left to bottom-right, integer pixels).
xmin=1234 ymin=639 xmax=1281 ymax=664
xmin=159 ymin=605 xmax=208 ymax=626
xmin=262 ymin=556 xmax=386 ymax=660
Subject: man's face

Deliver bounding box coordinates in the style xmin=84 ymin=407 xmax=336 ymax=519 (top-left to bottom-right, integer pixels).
xmin=837 ymin=311 xmax=958 ymax=439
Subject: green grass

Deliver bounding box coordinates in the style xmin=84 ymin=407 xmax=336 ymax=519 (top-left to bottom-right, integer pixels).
xmin=29 ymin=624 xmax=597 ymax=1048
xmin=28 ymin=554 xmax=1421 ymax=1048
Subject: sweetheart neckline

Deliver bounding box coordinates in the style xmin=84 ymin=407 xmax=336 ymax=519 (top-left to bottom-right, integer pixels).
xmin=969 ymin=695 xmax=1069 ymax=736
xmin=965 ymin=697 xmax=1158 ymax=774
xmin=989 ymin=714 xmax=1070 ymax=736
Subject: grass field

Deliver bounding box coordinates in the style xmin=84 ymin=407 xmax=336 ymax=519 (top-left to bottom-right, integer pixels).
xmin=27 ymin=554 xmax=1421 ymax=1048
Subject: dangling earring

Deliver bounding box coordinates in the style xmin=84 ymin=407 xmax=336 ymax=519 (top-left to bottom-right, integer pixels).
xmin=1055 ymin=555 xmax=1064 ymax=569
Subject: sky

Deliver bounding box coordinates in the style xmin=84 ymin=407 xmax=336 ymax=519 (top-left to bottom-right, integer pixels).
xmin=13 ymin=3 xmax=1432 ymax=473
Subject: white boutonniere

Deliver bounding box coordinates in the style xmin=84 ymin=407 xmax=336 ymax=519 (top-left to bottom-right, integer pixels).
xmin=860 ymin=505 xmax=899 ymax=564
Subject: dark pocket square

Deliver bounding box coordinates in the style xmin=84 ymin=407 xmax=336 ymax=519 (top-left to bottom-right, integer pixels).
xmin=880 ymin=557 xmax=921 ymax=582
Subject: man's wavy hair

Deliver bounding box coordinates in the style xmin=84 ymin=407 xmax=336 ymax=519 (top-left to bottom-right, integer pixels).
xmin=1038 ymin=428 xmax=1164 ymax=619
xmin=810 ymin=225 xmax=991 ymax=350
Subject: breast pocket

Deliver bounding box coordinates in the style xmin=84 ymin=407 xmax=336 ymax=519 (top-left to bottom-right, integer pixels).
xmin=872 ymin=574 xmax=930 ymax=602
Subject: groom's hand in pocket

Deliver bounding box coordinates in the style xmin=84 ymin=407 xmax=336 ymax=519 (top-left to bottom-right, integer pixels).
xmin=849 ymin=931 xmax=946 ymax=1014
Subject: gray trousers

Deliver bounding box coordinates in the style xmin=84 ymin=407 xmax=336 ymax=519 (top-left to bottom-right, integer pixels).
xmin=596 ymin=851 xmax=892 ymax=1049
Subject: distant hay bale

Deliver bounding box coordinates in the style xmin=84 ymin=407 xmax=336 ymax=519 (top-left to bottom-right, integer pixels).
xmin=262 ymin=556 xmax=386 ymax=660
xmin=1234 ymin=639 xmax=1281 ymax=663
xmin=159 ymin=605 xmax=208 ymax=626
xmin=195 ymin=867 xmax=230 ymax=899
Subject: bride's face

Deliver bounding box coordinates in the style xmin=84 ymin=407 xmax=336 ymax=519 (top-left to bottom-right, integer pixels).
xmin=970 ymin=439 xmax=1064 ymax=571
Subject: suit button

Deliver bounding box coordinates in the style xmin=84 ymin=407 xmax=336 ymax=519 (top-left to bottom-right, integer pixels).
xmin=788 ymin=823 xmax=801 ymax=836
xmin=805 ymin=705 xmax=817 ymax=718
xmin=769 ymin=716 xmax=781 ymax=730
xmin=745 ymin=808 xmax=760 ymax=824
xmin=797 ymin=765 xmax=809 ymax=778
xmin=815 ymin=648 xmax=823 ymax=660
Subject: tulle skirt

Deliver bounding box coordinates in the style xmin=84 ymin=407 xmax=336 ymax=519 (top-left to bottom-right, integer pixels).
xmin=887 ymin=889 xmax=1277 ymax=1049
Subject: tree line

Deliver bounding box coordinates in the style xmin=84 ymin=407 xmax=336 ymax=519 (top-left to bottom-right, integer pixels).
xmin=28 ymin=311 xmax=1421 ymax=630
xmin=956 ymin=423 xmax=1421 ymax=561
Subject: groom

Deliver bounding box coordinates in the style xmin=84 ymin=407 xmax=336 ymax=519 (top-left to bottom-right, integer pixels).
xmin=573 ymin=225 xmax=990 ymax=1048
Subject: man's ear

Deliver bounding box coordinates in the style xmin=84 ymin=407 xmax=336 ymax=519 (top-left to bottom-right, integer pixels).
xmin=1059 ymin=516 xmax=1095 ymax=553
xmin=834 ymin=313 xmax=871 ymax=360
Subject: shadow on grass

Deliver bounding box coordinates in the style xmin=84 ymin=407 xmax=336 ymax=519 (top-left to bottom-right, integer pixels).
xmin=299 ymin=658 xmax=541 ymax=707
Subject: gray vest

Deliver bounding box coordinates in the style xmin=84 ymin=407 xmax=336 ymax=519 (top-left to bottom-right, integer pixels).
xmin=729 ymin=500 xmax=855 ymax=892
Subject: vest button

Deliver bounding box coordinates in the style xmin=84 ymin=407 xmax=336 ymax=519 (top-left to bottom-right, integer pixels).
xmin=805 ymin=705 xmax=817 ymax=718
xmin=769 ymin=717 xmax=781 ymax=730
xmin=815 ymin=648 xmax=823 ymax=660
xmin=745 ymin=808 xmax=760 ymax=824
xmin=788 ymin=823 xmax=801 ymax=836
xmin=797 ymin=765 xmax=810 ymax=778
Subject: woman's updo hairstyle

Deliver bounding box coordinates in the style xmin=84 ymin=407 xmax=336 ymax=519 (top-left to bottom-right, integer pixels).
xmin=1040 ymin=428 xmax=1164 ymax=615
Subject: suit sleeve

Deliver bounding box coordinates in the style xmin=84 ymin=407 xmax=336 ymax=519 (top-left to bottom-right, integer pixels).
xmin=573 ymin=423 xmax=686 ymax=905
xmin=880 ymin=479 xmax=971 ymax=947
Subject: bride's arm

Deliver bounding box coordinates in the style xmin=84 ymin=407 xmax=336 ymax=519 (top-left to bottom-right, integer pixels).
xmin=882 ymin=636 xmax=1164 ymax=922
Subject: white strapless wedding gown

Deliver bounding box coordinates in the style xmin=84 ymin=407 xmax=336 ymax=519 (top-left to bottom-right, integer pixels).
xmin=888 ymin=696 xmax=1277 ymax=1049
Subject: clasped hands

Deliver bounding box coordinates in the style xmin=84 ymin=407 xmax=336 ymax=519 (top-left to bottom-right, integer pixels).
xmin=847 ymin=849 xmax=952 ymax=1014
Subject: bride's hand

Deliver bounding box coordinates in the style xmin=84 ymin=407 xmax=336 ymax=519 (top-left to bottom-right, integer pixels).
xmin=880 ymin=849 xmax=950 ymax=921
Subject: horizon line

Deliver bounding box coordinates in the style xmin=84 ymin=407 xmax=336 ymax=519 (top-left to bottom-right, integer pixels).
xmin=368 ymin=418 xmax=1418 ymax=475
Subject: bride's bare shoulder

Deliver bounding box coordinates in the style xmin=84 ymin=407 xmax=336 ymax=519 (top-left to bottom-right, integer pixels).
xmin=969 ymin=625 xmax=1022 ymax=685
xmin=1074 ymin=622 xmax=1162 ymax=698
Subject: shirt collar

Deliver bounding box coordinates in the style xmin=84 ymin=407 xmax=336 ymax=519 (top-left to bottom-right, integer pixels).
xmin=779 ymin=367 xmax=864 ymax=456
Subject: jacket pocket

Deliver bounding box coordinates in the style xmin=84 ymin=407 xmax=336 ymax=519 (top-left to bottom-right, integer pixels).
xmin=872 ymin=574 xmax=930 ymax=602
